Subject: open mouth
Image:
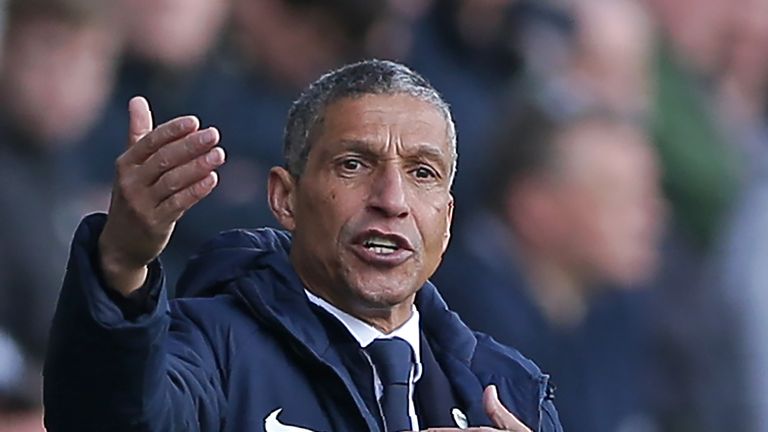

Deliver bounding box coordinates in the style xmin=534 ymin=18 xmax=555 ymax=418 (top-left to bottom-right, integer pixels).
xmin=362 ymin=236 xmax=400 ymax=255
xmin=350 ymin=230 xmax=414 ymax=266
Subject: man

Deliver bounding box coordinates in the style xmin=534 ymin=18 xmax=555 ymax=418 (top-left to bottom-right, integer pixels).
xmin=433 ymin=105 xmax=664 ymax=431
xmin=44 ymin=60 xmax=561 ymax=431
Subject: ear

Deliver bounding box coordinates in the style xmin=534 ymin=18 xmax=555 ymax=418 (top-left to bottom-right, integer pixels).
xmin=268 ymin=166 xmax=297 ymax=231
xmin=441 ymin=194 xmax=455 ymax=253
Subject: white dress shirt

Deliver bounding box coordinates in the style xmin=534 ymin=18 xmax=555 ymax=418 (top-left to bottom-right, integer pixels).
xmin=305 ymin=289 xmax=422 ymax=431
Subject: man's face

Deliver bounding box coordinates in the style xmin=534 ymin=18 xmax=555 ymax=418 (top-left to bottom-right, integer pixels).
xmin=286 ymin=94 xmax=454 ymax=315
xmin=2 ymin=17 xmax=117 ymax=145
xmin=120 ymin=0 xmax=229 ymax=68
xmin=551 ymin=122 xmax=664 ymax=286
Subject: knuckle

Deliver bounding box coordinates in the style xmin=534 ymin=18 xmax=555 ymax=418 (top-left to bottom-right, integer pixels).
xmin=195 ymin=131 xmax=206 ymax=146
xmin=170 ymin=192 xmax=186 ymax=210
xmin=173 ymin=119 xmax=186 ymax=135
xmin=197 ymin=153 xmax=210 ymax=169
xmin=161 ymin=174 xmax=180 ymax=193
xmin=190 ymin=183 xmax=206 ymax=200
xmin=197 ymin=177 xmax=214 ymax=196
xmin=116 ymin=176 xmax=133 ymax=195
xmin=114 ymin=155 xmax=129 ymax=176
xmin=139 ymin=133 xmax=156 ymax=151
xmin=156 ymin=152 xmax=171 ymax=170
xmin=183 ymin=136 xmax=195 ymax=156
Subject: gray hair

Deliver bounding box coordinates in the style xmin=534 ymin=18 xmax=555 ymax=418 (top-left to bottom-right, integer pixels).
xmin=283 ymin=59 xmax=457 ymax=180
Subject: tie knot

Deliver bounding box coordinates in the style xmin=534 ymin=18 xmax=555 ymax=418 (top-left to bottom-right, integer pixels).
xmin=366 ymin=337 xmax=413 ymax=386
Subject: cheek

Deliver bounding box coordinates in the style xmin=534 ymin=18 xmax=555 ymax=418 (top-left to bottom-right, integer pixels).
xmin=298 ymin=182 xmax=357 ymax=242
xmin=416 ymin=197 xmax=452 ymax=259
xmin=586 ymin=211 xmax=637 ymax=267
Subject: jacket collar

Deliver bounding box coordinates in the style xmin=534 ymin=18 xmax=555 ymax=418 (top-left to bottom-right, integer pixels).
xmin=175 ymin=227 xmax=480 ymax=365
xmin=174 ymin=227 xmax=545 ymax=429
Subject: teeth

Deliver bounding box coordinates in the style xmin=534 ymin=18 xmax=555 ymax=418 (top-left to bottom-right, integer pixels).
xmin=363 ymin=236 xmax=400 ymax=254
xmin=364 ymin=236 xmax=398 ymax=249
xmin=370 ymin=246 xmax=395 ymax=255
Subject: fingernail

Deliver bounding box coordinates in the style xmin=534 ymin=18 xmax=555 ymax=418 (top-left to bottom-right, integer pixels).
xmin=180 ymin=116 xmax=198 ymax=130
xmin=206 ymin=147 xmax=224 ymax=164
xmin=202 ymin=173 xmax=216 ymax=186
xmin=200 ymin=128 xmax=217 ymax=144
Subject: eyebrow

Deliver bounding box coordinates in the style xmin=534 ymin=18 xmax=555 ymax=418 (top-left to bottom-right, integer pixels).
xmin=335 ymin=139 xmax=452 ymax=172
xmin=336 ymin=139 xmax=449 ymax=159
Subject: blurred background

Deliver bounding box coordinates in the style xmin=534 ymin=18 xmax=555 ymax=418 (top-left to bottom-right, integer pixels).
xmin=0 ymin=0 xmax=766 ymax=430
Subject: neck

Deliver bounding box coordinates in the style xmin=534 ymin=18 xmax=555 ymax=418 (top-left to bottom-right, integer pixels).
xmin=520 ymin=248 xmax=592 ymax=328
xmin=357 ymin=303 xmax=414 ymax=334
xmin=306 ymin=284 xmax=415 ymax=333
xmin=290 ymin=245 xmax=416 ymax=333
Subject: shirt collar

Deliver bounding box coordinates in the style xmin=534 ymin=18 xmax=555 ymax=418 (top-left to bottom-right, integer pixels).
xmin=304 ymin=289 xmax=423 ymax=381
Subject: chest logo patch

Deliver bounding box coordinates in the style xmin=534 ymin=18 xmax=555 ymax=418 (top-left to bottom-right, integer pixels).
xmin=264 ymin=408 xmax=318 ymax=432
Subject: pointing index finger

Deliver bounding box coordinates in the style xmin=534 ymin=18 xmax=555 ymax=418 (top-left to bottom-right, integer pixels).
xmin=124 ymin=115 xmax=200 ymax=165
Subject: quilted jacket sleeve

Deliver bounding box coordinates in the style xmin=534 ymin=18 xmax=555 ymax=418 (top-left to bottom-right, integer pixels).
xmin=539 ymin=397 xmax=563 ymax=432
xmin=43 ymin=214 xmax=225 ymax=432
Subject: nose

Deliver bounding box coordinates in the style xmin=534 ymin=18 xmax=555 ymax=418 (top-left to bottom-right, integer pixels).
xmin=368 ymin=164 xmax=409 ymax=218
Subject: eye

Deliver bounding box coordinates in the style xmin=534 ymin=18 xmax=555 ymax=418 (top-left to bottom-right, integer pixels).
xmin=341 ymin=158 xmax=362 ymax=171
xmin=337 ymin=157 xmax=369 ymax=176
xmin=414 ymin=165 xmax=437 ymax=179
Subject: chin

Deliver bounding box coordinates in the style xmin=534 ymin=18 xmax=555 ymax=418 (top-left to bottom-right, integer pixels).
xmin=348 ymin=273 xmax=421 ymax=309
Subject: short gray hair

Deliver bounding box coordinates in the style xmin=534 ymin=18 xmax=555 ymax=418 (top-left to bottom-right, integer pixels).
xmin=283 ymin=59 xmax=457 ymax=179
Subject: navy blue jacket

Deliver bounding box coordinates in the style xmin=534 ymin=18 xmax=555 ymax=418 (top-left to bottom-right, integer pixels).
xmin=44 ymin=214 xmax=562 ymax=432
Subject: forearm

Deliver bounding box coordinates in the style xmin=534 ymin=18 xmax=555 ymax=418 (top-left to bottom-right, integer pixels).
xmin=43 ymin=214 xmax=172 ymax=430
xmin=44 ymin=215 xmax=225 ymax=432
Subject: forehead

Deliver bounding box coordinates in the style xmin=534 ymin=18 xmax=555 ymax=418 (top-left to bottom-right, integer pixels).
xmin=314 ymin=93 xmax=451 ymax=153
xmin=555 ymin=121 xmax=656 ymax=183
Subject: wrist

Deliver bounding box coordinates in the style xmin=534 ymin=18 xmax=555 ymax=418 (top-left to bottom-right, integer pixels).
xmin=98 ymin=235 xmax=149 ymax=297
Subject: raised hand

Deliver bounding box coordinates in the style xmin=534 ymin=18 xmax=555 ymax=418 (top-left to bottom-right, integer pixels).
xmin=423 ymin=385 xmax=532 ymax=432
xmin=98 ymin=96 xmax=225 ymax=296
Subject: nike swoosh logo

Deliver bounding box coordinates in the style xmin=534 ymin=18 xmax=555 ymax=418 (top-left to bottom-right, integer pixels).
xmin=264 ymin=408 xmax=318 ymax=432
xmin=452 ymin=407 xmax=469 ymax=429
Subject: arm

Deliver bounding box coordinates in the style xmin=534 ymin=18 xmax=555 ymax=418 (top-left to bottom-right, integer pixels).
xmin=43 ymin=215 xmax=226 ymax=431
xmin=43 ymin=97 xmax=226 ymax=431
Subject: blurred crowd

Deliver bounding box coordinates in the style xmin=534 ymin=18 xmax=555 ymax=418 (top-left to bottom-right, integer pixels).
xmin=1 ymin=0 xmax=767 ymax=431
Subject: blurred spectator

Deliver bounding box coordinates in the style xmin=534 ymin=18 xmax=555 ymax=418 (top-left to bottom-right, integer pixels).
xmin=644 ymin=0 xmax=741 ymax=249
xmin=569 ymin=0 xmax=654 ymax=115
xmin=718 ymin=0 xmax=768 ymax=147
xmin=0 ymin=0 xmax=119 ymax=426
xmin=433 ymin=105 xmax=666 ymax=432
xmin=0 ymin=0 xmax=118 ymax=147
xmin=715 ymin=0 xmax=768 ymax=430
xmin=641 ymin=1 xmax=751 ymax=430
xmin=231 ymin=0 xmax=388 ymax=89
xmin=120 ymin=0 xmax=228 ymax=71
xmin=520 ymin=0 xmax=654 ymax=118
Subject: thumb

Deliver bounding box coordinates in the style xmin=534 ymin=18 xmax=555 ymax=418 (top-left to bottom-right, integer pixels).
xmin=127 ymin=96 xmax=153 ymax=147
xmin=483 ymin=385 xmax=531 ymax=432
